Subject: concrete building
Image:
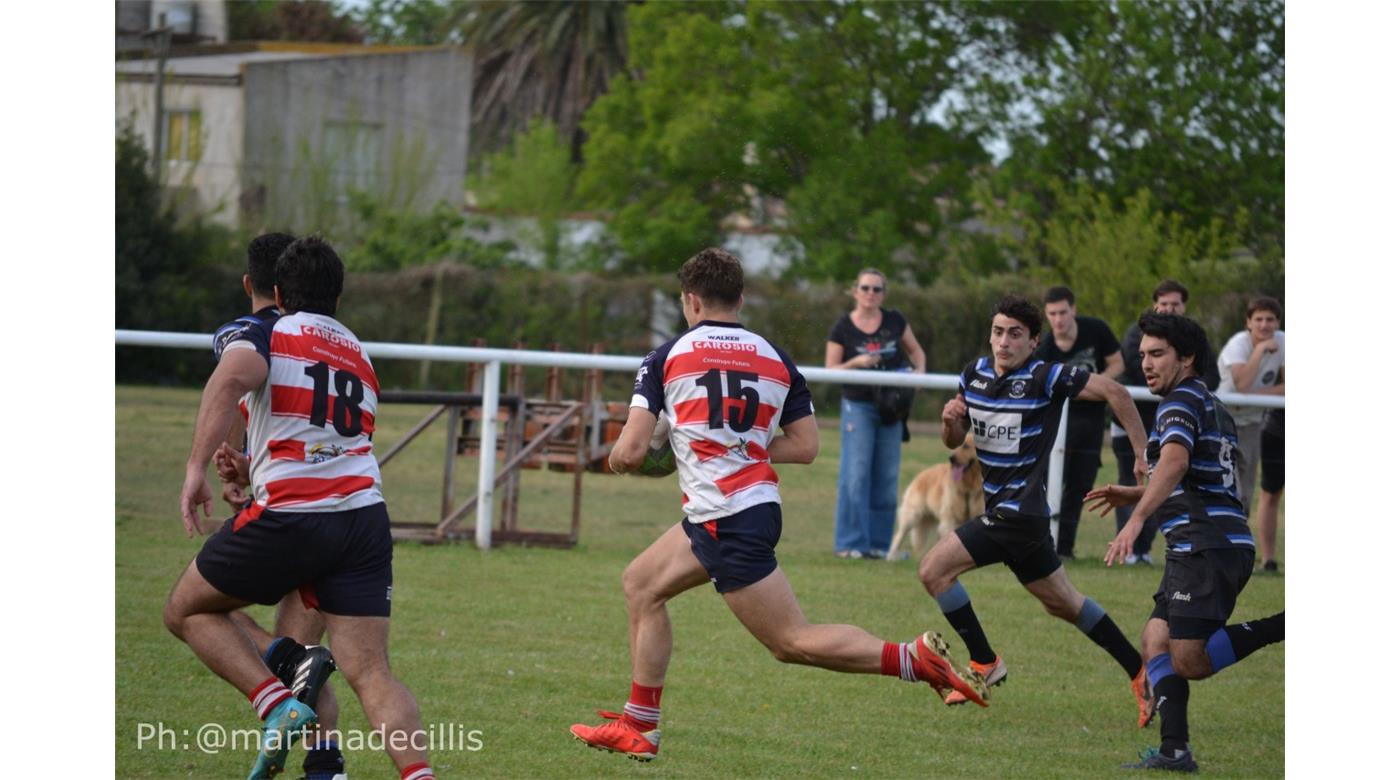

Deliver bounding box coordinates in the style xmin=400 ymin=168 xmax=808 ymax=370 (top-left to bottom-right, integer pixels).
xmin=116 ymin=43 xmax=472 ymax=230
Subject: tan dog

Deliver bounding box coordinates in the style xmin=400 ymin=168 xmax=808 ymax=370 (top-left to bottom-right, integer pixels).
xmin=888 ymin=434 xmax=984 ymax=561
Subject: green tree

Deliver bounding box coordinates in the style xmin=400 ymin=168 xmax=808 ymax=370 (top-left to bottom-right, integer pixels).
xmin=981 ymin=180 xmax=1243 ymax=335
xmin=116 ymin=123 xmax=242 ymax=383
xmin=470 ymin=119 xmax=579 ymax=269
xmin=353 ymin=0 xmax=455 ymax=45
xmin=227 ymin=1 xmax=364 ymax=43
xmin=969 ymin=0 xmax=1284 ymax=256
xmin=578 ymin=1 xmax=1066 ymax=279
xmin=341 ymin=192 xmax=516 ymax=271
xmin=447 ymin=0 xmax=633 ymax=160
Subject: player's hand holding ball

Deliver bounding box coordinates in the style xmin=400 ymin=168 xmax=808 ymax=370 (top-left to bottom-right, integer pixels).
xmin=635 ymin=414 xmax=677 ymax=478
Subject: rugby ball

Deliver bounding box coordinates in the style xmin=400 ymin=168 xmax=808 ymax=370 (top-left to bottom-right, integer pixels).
xmin=635 ymin=415 xmax=677 ymax=477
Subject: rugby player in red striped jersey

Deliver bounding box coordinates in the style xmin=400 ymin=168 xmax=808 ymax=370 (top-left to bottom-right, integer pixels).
xmin=207 ymin=231 xmax=347 ymax=780
xmin=165 ymin=237 xmax=435 ymax=780
xmin=569 ymin=248 xmax=986 ymax=763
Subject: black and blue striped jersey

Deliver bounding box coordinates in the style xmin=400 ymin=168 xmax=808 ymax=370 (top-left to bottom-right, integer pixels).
xmin=959 ymin=357 xmax=1090 ymax=521
xmin=213 ymin=305 xmax=280 ymax=361
xmin=1148 ymin=376 xmax=1253 ymax=554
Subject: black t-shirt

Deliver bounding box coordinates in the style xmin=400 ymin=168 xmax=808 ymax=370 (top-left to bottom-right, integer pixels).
xmin=1032 ymin=315 xmax=1120 ymax=448
xmin=827 ymin=309 xmax=910 ymax=402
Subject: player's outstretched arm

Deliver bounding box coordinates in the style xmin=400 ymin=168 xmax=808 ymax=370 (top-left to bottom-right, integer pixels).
xmin=181 ymin=350 xmax=268 ymax=536
xmin=768 ymin=415 xmax=818 ymax=464
xmin=608 ymin=406 xmax=658 ymax=474
xmin=1104 ymin=442 xmax=1188 ymax=566
xmin=1080 ymin=373 xmax=1149 ymax=482
xmin=1084 ymin=484 xmax=1146 ymax=517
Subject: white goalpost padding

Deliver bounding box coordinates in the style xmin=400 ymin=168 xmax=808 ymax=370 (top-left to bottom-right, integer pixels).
xmin=116 ymin=330 xmax=1284 ymax=549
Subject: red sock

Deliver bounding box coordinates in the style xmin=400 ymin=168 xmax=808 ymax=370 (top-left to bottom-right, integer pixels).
xmin=622 ymin=681 xmax=663 ymax=730
xmin=248 ymin=677 xmax=292 ymax=720
xmin=401 ymin=761 xmax=434 ymax=780
xmin=880 ymin=642 xmax=902 ymax=677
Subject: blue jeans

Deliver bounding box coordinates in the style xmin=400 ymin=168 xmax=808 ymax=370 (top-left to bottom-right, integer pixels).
xmin=833 ymin=398 xmax=903 ymax=554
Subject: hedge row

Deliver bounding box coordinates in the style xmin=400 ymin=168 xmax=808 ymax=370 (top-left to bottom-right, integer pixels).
xmin=119 ymin=263 xmax=1276 ymax=422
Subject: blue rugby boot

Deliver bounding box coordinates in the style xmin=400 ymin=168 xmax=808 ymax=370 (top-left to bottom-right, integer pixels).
xmin=1121 ymin=746 xmax=1198 ymax=772
xmin=247 ymin=697 xmax=317 ymax=779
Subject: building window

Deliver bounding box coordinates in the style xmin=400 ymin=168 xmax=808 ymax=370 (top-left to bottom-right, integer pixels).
xmin=322 ymin=121 xmax=382 ymax=196
xmin=164 ymin=110 xmax=203 ymax=162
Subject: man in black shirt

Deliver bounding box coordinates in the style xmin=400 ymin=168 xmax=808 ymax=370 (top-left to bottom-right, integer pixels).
xmin=1033 ymin=286 xmax=1123 ymax=559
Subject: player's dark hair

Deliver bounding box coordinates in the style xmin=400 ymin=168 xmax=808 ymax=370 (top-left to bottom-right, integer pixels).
xmin=1043 ymin=285 xmax=1075 ymax=306
xmin=1153 ymin=279 xmax=1189 ymax=304
xmin=993 ymin=295 xmax=1042 ymax=339
xmin=1245 ymin=295 xmax=1282 ymax=321
xmin=275 ymin=236 xmax=344 ymax=316
xmin=246 ymin=232 xmax=296 ymax=298
xmin=678 ymin=247 xmax=744 ymax=308
xmin=1138 ymin=313 xmax=1214 ymax=376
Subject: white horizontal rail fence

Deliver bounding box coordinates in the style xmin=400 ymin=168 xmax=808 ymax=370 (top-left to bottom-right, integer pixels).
xmin=116 ymin=330 xmax=1285 ymax=549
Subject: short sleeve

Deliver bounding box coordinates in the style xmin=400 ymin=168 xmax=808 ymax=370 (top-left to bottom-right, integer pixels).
xmin=1041 ymin=361 xmax=1090 ymax=400
xmin=1155 ymin=393 xmax=1200 ymax=450
xmin=630 ymin=347 xmax=668 ymax=415
xmin=213 ymin=317 xmax=271 ymax=363
xmin=776 ymin=348 xmax=814 ymax=427
xmin=1094 ymin=319 xmax=1121 ymax=362
xmin=1218 ymin=332 xmax=1251 ymax=366
xmin=888 ymin=309 xmax=909 ymax=337
xmin=826 ymin=317 xmax=847 ymax=346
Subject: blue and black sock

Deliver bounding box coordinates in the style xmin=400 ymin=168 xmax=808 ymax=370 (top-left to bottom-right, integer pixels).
xmin=1207 ymin=611 xmax=1285 ymax=674
xmin=936 ymin=583 xmax=997 ymax=665
xmin=1146 ymin=652 xmax=1190 ymax=754
xmin=1076 ymin=598 xmax=1142 ymax=678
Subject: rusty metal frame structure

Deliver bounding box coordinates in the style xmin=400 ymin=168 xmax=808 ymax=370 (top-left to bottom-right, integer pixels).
xmin=379 ymin=344 xmax=614 ymax=547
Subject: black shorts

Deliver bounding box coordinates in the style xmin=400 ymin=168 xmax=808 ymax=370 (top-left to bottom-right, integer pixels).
xmin=954 ymin=511 xmax=1063 ymax=585
xmin=1260 ymin=427 xmax=1284 ymax=493
xmin=1151 ymin=547 xmax=1254 ymax=639
xmin=682 ymin=502 xmax=782 ymax=593
xmin=196 ymin=502 xmax=394 ymax=617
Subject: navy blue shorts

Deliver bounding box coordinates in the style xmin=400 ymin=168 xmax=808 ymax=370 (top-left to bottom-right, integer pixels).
xmin=195 ymin=502 xmax=394 ymax=617
xmin=954 ymin=510 xmax=1063 ymax=585
xmin=1151 ymin=547 xmax=1254 ymax=639
xmin=682 ymin=502 xmax=782 ymax=593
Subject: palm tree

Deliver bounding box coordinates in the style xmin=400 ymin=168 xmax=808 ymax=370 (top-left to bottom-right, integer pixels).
xmin=448 ymin=1 xmax=633 ymax=161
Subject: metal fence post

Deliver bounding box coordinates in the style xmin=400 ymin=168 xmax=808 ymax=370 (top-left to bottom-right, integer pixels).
xmin=1047 ymin=403 xmax=1069 ymax=549
xmin=475 ymin=361 xmax=500 ymax=550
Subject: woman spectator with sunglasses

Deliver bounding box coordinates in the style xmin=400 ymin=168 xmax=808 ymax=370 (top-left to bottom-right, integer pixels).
xmin=825 ymin=268 xmax=926 ymax=558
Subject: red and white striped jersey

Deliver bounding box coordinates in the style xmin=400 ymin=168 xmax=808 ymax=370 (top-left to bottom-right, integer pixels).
xmin=217 ymin=310 xmax=383 ymax=514
xmin=632 ymin=320 xmax=813 ymax=522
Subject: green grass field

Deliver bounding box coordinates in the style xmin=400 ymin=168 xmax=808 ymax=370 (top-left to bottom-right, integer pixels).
xmin=116 ymin=385 xmax=1283 ymax=778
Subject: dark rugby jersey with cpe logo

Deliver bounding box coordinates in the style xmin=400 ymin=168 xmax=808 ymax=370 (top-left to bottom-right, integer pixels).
xmin=958 ymin=357 xmax=1089 ymax=520
xmin=1147 ymin=375 xmax=1254 ymax=554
